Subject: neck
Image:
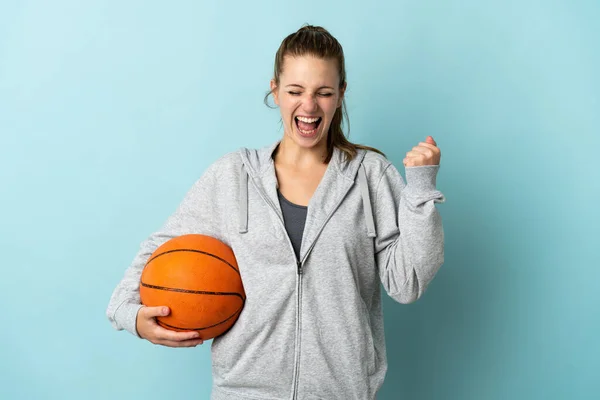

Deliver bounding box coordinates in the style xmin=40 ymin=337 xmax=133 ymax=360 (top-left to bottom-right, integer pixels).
xmin=274 ymin=135 xmax=329 ymax=169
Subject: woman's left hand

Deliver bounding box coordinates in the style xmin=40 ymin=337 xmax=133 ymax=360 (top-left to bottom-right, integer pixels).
xmin=403 ymin=136 xmax=441 ymax=167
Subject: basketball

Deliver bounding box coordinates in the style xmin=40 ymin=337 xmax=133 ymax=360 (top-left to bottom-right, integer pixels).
xmin=139 ymin=234 xmax=245 ymax=340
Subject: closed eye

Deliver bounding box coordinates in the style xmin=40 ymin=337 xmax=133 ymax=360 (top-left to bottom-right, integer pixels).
xmin=288 ymin=92 xmax=333 ymax=97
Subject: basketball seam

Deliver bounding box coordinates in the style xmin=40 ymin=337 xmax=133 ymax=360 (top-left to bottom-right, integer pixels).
xmin=140 ymin=282 xmax=245 ymax=300
xmin=145 ymin=248 xmax=240 ymax=275
xmin=156 ymin=303 xmax=244 ymax=331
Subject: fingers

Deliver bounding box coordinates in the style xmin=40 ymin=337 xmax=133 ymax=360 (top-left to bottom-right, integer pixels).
xmin=152 ymin=328 xmax=204 ymax=347
xmin=406 ymin=146 xmax=435 ymax=159
xmin=141 ymin=306 xmax=170 ymax=318
xmin=426 ymin=136 xmax=437 ymax=146
xmin=403 ymin=157 xmax=419 ymax=167
xmin=417 ymin=142 xmax=439 ymax=151
xmin=137 ymin=305 xmax=205 ymax=347
xmin=148 ymin=326 xmax=204 ymax=347
xmin=155 ymin=326 xmax=201 ymax=342
xmin=403 ymin=138 xmax=441 ymax=167
xmin=155 ymin=338 xmax=205 ymax=348
xmin=406 ymin=149 xmax=428 ymax=158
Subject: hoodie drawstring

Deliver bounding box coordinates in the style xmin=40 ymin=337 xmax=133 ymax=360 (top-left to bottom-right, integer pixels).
xmin=238 ymin=162 xmax=376 ymax=238
xmin=358 ymin=163 xmax=377 ymax=238
xmin=239 ymin=163 xmax=248 ymax=233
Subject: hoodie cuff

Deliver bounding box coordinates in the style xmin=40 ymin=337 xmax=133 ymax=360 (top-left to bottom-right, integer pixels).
xmin=405 ymin=165 xmax=440 ymax=193
xmin=114 ymin=301 xmax=144 ymax=338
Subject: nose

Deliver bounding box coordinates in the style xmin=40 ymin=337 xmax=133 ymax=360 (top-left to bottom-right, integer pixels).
xmin=301 ymin=93 xmax=318 ymax=113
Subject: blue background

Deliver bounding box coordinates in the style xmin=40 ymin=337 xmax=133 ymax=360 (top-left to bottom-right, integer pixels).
xmin=1 ymin=1 xmax=598 ymax=399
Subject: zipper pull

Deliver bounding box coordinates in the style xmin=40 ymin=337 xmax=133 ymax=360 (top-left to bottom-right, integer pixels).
xmin=297 ymin=260 xmax=303 ymax=275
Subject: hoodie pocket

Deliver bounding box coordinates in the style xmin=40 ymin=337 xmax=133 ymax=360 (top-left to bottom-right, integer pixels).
xmin=211 ymin=326 xmax=295 ymax=399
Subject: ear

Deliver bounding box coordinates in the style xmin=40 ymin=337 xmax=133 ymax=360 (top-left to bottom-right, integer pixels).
xmin=270 ymin=79 xmax=279 ymax=106
xmin=337 ymin=82 xmax=347 ymax=108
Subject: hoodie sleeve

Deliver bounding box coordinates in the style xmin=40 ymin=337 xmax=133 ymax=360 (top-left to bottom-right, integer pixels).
xmin=373 ymin=163 xmax=445 ymax=304
xmin=105 ymin=161 xmax=228 ymax=337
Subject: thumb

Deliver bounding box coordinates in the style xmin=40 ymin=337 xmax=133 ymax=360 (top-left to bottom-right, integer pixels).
xmin=145 ymin=306 xmax=170 ymax=317
xmin=426 ymin=136 xmax=437 ymax=146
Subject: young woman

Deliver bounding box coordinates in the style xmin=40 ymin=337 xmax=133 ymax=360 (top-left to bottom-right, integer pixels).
xmin=107 ymin=25 xmax=445 ymax=400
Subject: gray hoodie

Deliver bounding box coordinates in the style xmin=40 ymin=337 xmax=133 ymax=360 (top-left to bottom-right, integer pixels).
xmin=106 ymin=140 xmax=445 ymax=400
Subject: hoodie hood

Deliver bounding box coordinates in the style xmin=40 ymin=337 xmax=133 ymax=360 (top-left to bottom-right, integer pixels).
xmin=238 ymin=140 xmax=367 ymax=181
xmin=236 ymin=140 xmax=375 ymax=260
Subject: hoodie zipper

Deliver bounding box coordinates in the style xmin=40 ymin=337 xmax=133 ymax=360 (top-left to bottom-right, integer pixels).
xmin=290 ymin=186 xmax=353 ymax=399
xmin=293 ymin=259 xmax=303 ymax=400
xmin=244 ymin=167 xmax=354 ymax=400
xmin=243 ymin=173 xmax=305 ymax=399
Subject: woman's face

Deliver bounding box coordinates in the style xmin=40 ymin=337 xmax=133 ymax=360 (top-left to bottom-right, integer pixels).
xmin=271 ymin=55 xmax=345 ymax=151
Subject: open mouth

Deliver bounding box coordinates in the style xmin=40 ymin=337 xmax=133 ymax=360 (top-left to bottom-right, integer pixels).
xmin=294 ymin=116 xmax=322 ymax=136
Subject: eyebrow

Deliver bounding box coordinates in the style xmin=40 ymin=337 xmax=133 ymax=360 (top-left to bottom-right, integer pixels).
xmin=285 ymin=84 xmax=335 ymax=90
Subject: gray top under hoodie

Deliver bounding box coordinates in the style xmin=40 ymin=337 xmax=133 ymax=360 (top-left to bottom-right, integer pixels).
xmin=277 ymin=190 xmax=308 ymax=261
xmin=106 ymin=140 xmax=446 ymax=400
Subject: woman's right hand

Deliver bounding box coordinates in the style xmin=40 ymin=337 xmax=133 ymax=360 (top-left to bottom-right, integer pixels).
xmin=136 ymin=306 xmax=204 ymax=347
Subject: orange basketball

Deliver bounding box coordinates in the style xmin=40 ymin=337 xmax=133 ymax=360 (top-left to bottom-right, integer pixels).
xmin=139 ymin=234 xmax=245 ymax=340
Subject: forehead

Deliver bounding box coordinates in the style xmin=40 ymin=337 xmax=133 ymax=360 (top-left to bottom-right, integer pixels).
xmin=280 ymin=55 xmax=339 ymax=86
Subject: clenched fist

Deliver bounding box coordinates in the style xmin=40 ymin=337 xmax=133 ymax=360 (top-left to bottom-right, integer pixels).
xmin=403 ymin=136 xmax=441 ymax=167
